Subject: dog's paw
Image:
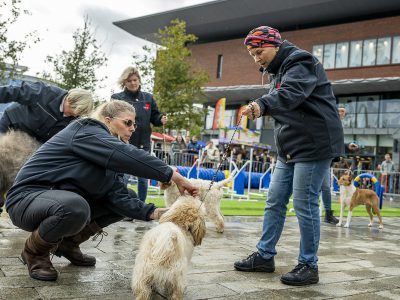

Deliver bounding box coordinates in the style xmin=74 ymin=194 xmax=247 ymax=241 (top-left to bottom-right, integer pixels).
xmin=343 ymin=223 xmax=349 ymax=228
xmin=368 ymin=223 xmax=372 ymax=227
xmin=379 ymin=224 xmax=384 ymax=229
xmin=336 ymin=223 xmax=342 ymax=227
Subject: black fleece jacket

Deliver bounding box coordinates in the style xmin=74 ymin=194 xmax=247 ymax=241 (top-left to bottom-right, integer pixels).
xmin=255 ymin=41 xmax=344 ymax=163
xmin=6 ymin=119 xmax=173 ymax=220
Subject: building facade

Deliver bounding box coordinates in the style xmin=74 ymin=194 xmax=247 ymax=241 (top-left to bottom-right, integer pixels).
xmin=114 ymin=0 xmax=400 ymax=169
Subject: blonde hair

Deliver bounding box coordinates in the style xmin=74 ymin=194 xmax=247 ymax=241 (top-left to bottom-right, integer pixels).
xmin=67 ymin=88 xmax=94 ymax=116
xmin=91 ymin=99 xmax=135 ymax=123
xmin=117 ymin=66 xmax=141 ymax=89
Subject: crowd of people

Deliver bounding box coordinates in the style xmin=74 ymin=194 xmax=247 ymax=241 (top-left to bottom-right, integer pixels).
xmin=0 ymin=24 xmax=396 ymax=289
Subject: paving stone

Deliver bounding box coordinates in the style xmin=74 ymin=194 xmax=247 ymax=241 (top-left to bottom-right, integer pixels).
xmin=0 ymin=214 xmax=399 ymax=299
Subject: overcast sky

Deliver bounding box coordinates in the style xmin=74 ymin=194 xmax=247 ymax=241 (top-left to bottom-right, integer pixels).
xmin=6 ymin=0 xmax=212 ymax=98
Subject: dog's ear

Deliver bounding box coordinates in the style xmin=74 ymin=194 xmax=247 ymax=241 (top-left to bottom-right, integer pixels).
xmin=189 ymin=216 xmax=206 ymax=246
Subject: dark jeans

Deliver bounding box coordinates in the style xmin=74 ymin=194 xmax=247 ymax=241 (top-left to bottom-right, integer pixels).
xmin=137 ymin=177 xmax=148 ymax=202
xmin=7 ymin=190 xmax=123 ymax=243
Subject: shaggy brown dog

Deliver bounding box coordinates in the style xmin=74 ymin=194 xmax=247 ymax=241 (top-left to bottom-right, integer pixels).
xmin=0 ymin=130 xmax=41 ymax=206
xmin=132 ymin=195 xmax=206 ymax=300
xmin=337 ymin=174 xmax=383 ymax=229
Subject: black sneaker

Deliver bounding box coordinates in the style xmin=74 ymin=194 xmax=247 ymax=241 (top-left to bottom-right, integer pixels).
xmin=234 ymin=252 xmax=275 ymax=272
xmin=324 ymin=210 xmax=339 ymax=224
xmin=280 ymin=263 xmax=319 ymax=286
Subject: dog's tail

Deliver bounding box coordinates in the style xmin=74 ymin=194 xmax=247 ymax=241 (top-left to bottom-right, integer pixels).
xmin=213 ymin=172 xmax=236 ymax=190
xmin=150 ymin=230 xmax=184 ymax=267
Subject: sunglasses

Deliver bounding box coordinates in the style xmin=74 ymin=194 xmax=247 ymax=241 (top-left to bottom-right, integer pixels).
xmin=113 ymin=117 xmax=137 ymax=129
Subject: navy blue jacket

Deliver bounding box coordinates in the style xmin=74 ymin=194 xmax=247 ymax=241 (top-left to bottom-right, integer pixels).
xmin=0 ymin=81 xmax=74 ymax=143
xmin=6 ymin=118 xmax=173 ymax=220
xmin=255 ymin=41 xmax=345 ymax=163
xmin=112 ymin=89 xmax=163 ymax=151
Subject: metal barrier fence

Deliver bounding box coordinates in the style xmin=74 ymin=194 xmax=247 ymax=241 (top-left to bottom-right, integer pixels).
xmin=150 ymin=147 xmax=400 ymax=198
xmin=332 ymin=168 xmax=400 ymax=197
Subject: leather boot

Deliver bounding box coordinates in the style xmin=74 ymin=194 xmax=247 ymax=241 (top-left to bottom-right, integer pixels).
xmin=324 ymin=210 xmax=339 ymax=224
xmin=21 ymin=229 xmax=58 ymax=281
xmin=53 ymin=222 xmax=102 ymax=266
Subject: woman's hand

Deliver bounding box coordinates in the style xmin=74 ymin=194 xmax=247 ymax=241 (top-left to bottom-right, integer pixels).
xmin=241 ymin=102 xmax=261 ymax=120
xmin=161 ymin=115 xmax=168 ymax=125
xmin=171 ymin=171 xmax=199 ymax=196
xmin=149 ymin=208 xmax=169 ymax=220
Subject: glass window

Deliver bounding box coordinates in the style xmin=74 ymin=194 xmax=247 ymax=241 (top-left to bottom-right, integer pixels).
xmin=323 ymin=43 xmax=335 ymax=69
xmin=312 ymin=45 xmax=323 ymax=63
xmin=335 ymin=42 xmax=349 ymax=68
xmin=338 ymin=96 xmax=357 ymax=128
xmin=349 ymin=40 xmax=362 ymax=67
xmin=378 ymin=135 xmax=394 ymax=147
xmin=392 ymin=36 xmax=400 ymax=64
xmin=224 ymin=109 xmax=236 ymax=128
xmin=362 ymin=39 xmax=376 ymax=66
xmin=205 ymin=106 xmax=215 ymax=130
xmin=376 ymin=37 xmax=391 ymax=65
xmin=216 ymin=54 xmax=223 ymax=79
xmin=379 ymin=99 xmax=400 ymax=128
xmin=356 ymin=95 xmax=379 ymax=128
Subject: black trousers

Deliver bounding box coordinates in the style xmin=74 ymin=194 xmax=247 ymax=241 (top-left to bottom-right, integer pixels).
xmin=8 ymin=190 xmax=123 ymax=243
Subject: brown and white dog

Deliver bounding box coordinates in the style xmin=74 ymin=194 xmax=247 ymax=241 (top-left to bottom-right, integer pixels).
xmin=337 ymin=174 xmax=383 ymax=229
xmin=160 ymin=175 xmax=234 ymax=233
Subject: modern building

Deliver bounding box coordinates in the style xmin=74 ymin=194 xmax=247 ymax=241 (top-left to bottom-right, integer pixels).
xmin=114 ymin=0 xmax=400 ymax=169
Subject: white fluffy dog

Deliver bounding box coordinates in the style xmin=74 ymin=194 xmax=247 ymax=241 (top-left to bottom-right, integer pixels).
xmin=160 ymin=175 xmax=234 ymax=233
xmin=132 ymin=195 xmax=206 ymax=300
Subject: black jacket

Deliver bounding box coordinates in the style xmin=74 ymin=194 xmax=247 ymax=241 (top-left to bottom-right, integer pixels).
xmin=255 ymin=41 xmax=344 ymax=163
xmin=112 ymin=89 xmax=163 ymax=151
xmin=0 ymin=81 xmax=74 ymax=143
xmin=6 ymin=118 xmax=173 ymax=220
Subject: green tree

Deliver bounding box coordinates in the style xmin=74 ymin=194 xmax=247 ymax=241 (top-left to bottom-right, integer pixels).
xmin=41 ymin=16 xmax=107 ymax=92
xmin=0 ymin=0 xmax=39 ymax=81
xmin=133 ymin=19 xmax=209 ymax=135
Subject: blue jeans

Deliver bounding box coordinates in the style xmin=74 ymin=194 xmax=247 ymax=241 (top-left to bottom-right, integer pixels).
xmin=257 ymin=158 xmax=332 ymax=268
xmin=320 ymin=168 xmax=331 ymax=211
xmin=137 ymin=177 xmax=148 ymax=202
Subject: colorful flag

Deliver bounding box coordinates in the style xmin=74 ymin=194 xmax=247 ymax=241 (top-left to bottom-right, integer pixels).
xmin=212 ymin=98 xmax=226 ymax=129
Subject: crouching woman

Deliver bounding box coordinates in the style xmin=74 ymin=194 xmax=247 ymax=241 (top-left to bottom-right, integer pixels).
xmin=5 ymin=100 xmax=198 ymax=281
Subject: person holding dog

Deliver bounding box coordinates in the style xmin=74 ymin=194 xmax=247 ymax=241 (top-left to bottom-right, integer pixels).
xmin=234 ymin=26 xmax=344 ymax=286
xmin=112 ymin=67 xmax=167 ymax=204
xmin=5 ymin=100 xmax=198 ymax=282
xmin=0 ymin=80 xmax=94 ymax=142
xmin=0 ymin=80 xmax=94 ymax=214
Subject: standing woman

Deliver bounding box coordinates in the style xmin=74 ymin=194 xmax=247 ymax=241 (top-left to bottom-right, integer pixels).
xmin=112 ymin=67 xmax=167 ymax=203
xmin=234 ymin=26 xmax=344 ymax=286
xmin=5 ymin=100 xmax=197 ymax=282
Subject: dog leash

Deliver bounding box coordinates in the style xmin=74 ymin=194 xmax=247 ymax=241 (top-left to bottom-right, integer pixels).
xmin=198 ymin=103 xmax=256 ymax=207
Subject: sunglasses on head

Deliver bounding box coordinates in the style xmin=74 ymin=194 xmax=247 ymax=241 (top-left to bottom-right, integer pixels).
xmin=113 ymin=117 xmax=137 ymax=129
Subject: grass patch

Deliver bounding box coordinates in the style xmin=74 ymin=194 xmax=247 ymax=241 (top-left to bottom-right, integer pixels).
xmin=144 ymin=193 xmax=400 ymax=217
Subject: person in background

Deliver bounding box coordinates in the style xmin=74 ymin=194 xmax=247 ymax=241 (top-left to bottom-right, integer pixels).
xmin=187 ymin=135 xmax=202 ymax=154
xmin=201 ymin=140 xmax=220 ymax=168
xmin=381 ymin=153 xmax=395 ymax=195
xmin=171 ymin=134 xmax=187 ymax=153
xmin=320 ymin=106 xmax=358 ymax=224
xmin=234 ymin=25 xmax=344 ymax=286
xmin=112 ymin=67 xmax=167 ymax=203
xmin=5 ymin=100 xmax=198 ymax=282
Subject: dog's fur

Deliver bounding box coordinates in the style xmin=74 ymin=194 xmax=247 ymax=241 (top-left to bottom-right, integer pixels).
xmin=337 ymin=174 xmax=383 ymax=229
xmin=0 ymin=130 xmax=41 ymax=206
xmin=160 ymin=175 xmax=234 ymax=233
xmin=132 ymin=195 xmax=206 ymax=300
